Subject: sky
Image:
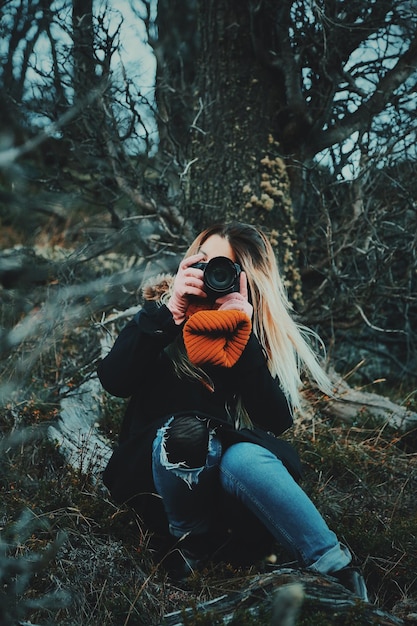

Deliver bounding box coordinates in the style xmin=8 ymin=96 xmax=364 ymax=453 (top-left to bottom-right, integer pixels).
xmin=2 ymin=0 xmax=416 ymax=177
xmin=1 ymin=0 xmax=158 ymax=149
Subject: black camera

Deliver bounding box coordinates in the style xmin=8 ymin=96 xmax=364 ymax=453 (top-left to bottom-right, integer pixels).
xmin=192 ymin=256 xmax=242 ymax=300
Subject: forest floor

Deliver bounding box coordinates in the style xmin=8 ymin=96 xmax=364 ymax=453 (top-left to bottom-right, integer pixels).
xmin=1 ymin=382 xmax=417 ymax=625
xmin=1 ymin=216 xmax=417 ymax=625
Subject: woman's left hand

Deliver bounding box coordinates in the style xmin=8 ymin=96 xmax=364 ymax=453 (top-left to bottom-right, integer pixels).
xmin=216 ymin=272 xmax=253 ymax=319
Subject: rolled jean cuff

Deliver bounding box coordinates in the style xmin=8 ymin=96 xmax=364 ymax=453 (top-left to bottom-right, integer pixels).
xmin=307 ymin=542 xmax=351 ymax=576
xmin=169 ymin=517 xmax=209 ymax=538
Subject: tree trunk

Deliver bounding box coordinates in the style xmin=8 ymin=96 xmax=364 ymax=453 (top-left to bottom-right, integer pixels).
xmin=183 ymin=0 xmax=302 ymax=302
xmin=153 ymin=0 xmax=199 ymax=153
xmin=72 ymin=0 xmax=96 ymax=102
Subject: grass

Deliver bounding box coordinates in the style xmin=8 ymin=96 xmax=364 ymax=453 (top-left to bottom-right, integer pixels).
xmin=1 ymin=394 xmax=416 ymax=624
xmin=0 ymin=269 xmax=416 ymax=624
xmin=295 ymin=416 xmax=417 ymax=613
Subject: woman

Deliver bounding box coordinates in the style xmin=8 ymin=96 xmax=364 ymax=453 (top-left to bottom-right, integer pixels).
xmin=98 ymin=222 xmax=367 ymax=599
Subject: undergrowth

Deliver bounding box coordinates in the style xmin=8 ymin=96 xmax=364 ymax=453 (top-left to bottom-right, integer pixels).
xmin=1 ymin=398 xmax=416 ymax=624
xmin=0 ymin=325 xmax=416 ymax=624
xmin=296 ymin=416 xmax=417 ymax=613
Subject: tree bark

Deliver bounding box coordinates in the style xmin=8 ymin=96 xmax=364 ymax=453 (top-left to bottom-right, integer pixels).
xmin=181 ymin=1 xmax=303 ymax=302
xmin=72 ymin=0 xmax=96 ymax=102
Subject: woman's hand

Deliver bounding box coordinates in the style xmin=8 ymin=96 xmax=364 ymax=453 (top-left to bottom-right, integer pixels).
xmin=167 ymin=253 xmax=207 ymax=324
xmin=216 ymin=272 xmax=253 ymax=319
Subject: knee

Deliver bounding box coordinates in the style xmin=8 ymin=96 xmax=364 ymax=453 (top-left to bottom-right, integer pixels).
xmin=221 ymin=442 xmax=283 ymax=476
xmin=165 ymin=415 xmax=209 ymax=468
xmin=220 ymin=442 xmax=256 ymax=474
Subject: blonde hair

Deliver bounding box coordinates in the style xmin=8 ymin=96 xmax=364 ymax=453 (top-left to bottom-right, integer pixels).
xmin=167 ymin=222 xmax=333 ymax=412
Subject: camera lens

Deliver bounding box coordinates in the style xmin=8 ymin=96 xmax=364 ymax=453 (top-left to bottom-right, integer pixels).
xmin=204 ymin=257 xmax=237 ymax=293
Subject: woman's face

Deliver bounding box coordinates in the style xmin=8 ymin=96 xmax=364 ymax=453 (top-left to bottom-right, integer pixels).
xmin=198 ymin=234 xmax=236 ymax=263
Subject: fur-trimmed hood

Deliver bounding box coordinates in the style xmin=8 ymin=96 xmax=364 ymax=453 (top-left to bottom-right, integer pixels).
xmin=142 ymin=273 xmax=173 ymax=302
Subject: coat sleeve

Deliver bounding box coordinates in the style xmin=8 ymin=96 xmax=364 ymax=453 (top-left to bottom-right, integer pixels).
xmin=231 ymin=334 xmax=293 ymax=436
xmin=97 ymin=301 xmax=180 ymax=398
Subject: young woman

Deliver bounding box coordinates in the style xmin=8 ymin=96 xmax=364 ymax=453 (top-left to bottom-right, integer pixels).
xmin=98 ymin=222 xmax=367 ymax=599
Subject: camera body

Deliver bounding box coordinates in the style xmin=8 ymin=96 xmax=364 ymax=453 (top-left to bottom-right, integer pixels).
xmin=192 ymin=256 xmax=242 ymax=300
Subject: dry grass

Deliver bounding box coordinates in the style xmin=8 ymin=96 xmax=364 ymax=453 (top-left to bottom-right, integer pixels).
xmin=1 ymin=225 xmax=416 ymax=624
xmin=1 ymin=393 xmax=416 ymax=625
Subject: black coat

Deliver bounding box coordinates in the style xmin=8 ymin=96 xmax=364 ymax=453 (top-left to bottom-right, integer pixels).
xmin=98 ymin=300 xmax=302 ymax=530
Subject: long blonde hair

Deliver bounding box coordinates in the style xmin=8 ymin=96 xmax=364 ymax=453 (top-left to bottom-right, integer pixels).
xmin=167 ymin=222 xmax=332 ymax=410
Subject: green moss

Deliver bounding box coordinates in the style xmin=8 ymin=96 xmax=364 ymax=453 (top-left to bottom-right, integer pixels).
xmin=179 ymin=603 xmax=271 ymax=625
xmin=297 ymin=600 xmax=371 ymax=625
xmin=181 ymin=604 xmax=224 ymax=625
xmin=229 ymin=605 xmax=271 ymax=625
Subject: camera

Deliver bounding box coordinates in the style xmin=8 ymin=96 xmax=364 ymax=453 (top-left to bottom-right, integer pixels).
xmin=192 ymin=256 xmax=242 ymax=300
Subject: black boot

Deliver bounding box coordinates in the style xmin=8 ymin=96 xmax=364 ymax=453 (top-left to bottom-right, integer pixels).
xmin=332 ymin=566 xmax=369 ymax=602
xmin=168 ymin=533 xmax=209 ymax=582
xmin=176 ymin=548 xmax=206 ymax=580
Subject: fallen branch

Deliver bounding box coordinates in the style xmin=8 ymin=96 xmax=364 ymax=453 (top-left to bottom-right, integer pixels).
xmin=325 ymin=370 xmax=417 ymax=432
xmin=161 ymin=568 xmax=406 ymax=625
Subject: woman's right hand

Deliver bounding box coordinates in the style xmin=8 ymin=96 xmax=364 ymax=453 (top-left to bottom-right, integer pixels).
xmin=167 ymin=253 xmax=207 ymax=324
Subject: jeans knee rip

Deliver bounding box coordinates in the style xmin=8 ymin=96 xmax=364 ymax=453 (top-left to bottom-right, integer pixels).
xmin=158 ymin=419 xmax=217 ymax=489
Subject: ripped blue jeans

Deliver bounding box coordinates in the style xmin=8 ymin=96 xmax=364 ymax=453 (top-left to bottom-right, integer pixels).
xmin=152 ymin=416 xmax=222 ymax=536
xmin=152 ymin=416 xmax=351 ymax=574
